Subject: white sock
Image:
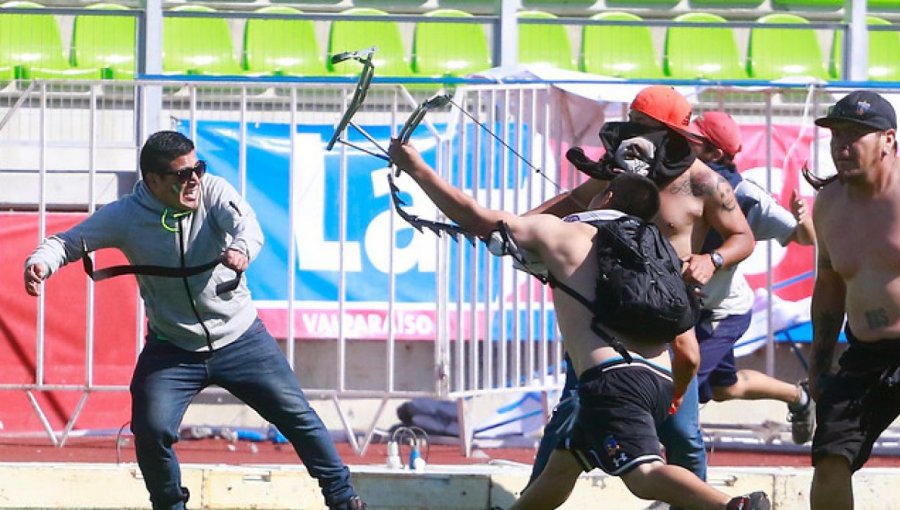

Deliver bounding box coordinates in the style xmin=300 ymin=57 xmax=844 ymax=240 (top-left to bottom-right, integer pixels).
xmin=795 ymin=386 xmax=809 ymax=407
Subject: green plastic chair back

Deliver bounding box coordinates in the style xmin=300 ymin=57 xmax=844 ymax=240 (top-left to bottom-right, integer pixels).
xmin=412 ymin=9 xmax=490 ymax=77
xmin=869 ymin=0 xmax=900 ymax=10
xmin=71 ymin=3 xmax=136 ymax=80
xmin=328 ymin=8 xmax=412 ymax=77
xmin=747 ymin=13 xmax=828 ymax=80
xmin=689 ymin=0 xmax=764 ymax=8
xmin=664 ymin=12 xmax=745 ymax=79
xmin=163 ymin=5 xmax=243 ymax=75
xmin=581 ymin=12 xmax=661 ymax=79
xmin=830 ymin=16 xmax=900 ymax=81
xmin=518 ymin=10 xmax=574 ymax=70
xmin=606 ymin=0 xmax=679 ymax=6
xmin=243 ymin=6 xmax=325 ymax=76
xmin=521 ymin=0 xmax=595 ymax=8
xmin=0 ymin=1 xmax=98 ymax=79
xmin=772 ymin=0 xmax=842 ymax=9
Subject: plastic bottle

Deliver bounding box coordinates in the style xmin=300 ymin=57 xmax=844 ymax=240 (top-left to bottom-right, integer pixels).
xmin=386 ymin=440 xmax=403 ymax=469
xmin=408 ymin=443 xmax=426 ymax=472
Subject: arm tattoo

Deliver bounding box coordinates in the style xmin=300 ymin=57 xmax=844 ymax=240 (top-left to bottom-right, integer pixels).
xmin=813 ymin=345 xmax=835 ymax=372
xmin=816 ymin=311 xmax=844 ymax=340
xmin=812 ymin=311 xmax=843 ymax=369
xmin=690 ymin=173 xmax=737 ymax=211
xmin=667 ymin=174 xmax=692 ymax=196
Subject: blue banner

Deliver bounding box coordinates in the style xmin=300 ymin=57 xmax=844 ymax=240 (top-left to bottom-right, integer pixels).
xmin=177 ymin=119 xmax=557 ymax=341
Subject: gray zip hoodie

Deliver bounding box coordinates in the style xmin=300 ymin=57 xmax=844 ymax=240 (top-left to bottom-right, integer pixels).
xmin=25 ymin=174 xmax=264 ymax=352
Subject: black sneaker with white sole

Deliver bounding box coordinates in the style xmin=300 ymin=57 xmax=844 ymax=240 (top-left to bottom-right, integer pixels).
xmin=788 ymin=380 xmax=815 ymax=444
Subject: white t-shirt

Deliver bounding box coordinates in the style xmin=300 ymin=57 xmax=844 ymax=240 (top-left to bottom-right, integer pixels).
xmin=703 ymin=177 xmax=798 ymax=317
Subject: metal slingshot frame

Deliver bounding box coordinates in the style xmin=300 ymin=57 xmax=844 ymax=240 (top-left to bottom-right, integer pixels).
xmin=326 ymin=47 xmax=564 ymax=243
xmin=326 ymin=47 xmax=478 ymax=243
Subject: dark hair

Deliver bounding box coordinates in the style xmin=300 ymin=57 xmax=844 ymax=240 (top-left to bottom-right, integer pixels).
xmin=139 ymin=131 xmax=195 ymax=179
xmin=605 ymin=173 xmax=660 ymax=221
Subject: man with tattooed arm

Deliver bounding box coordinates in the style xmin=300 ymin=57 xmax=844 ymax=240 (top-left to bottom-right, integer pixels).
xmin=808 ymin=90 xmax=900 ymax=510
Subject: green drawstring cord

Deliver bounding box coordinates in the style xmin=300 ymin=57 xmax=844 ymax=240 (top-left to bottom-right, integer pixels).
xmin=160 ymin=207 xmax=192 ymax=233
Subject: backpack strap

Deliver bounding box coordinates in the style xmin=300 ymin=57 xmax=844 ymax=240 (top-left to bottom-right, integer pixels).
xmin=489 ymin=221 xmax=548 ymax=284
xmin=491 ymin=221 xmax=637 ymax=363
xmin=546 ymin=273 xmax=634 ymax=363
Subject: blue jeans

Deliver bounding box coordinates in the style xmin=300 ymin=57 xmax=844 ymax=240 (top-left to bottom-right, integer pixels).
xmin=130 ymin=318 xmax=356 ymax=510
xmin=657 ymin=376 xmax=706 ymax=480
xmin=527 ymin=355 xmax=579 ymax=487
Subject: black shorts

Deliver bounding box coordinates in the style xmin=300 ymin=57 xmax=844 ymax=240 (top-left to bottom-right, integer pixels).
xmin=557 ymin=357 xmax=673 ymax=476
xmin=812 ymin=328 xmax=900 ymax=471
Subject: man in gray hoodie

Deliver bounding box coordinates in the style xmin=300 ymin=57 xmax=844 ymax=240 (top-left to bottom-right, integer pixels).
xmin=24 ymin=131 xmax=365 ymax=510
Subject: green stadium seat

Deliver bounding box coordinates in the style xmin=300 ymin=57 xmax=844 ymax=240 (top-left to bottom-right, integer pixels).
xmin=830 ymin=15 xmax=900 ymax=81
xmin=518 ymin=10 xmax=575 ymax=70
xmin=243 ymin=6 xmax=326 ymax=76
xmin=664 ymin=12 xmax=746 ymax=79
xmin=412 ymin=9 xmax=491 ymax=78
xmin=521 ymin=0 xmax=595 ymax=8
xmin=869 ymin=0 xmax=900 ymax=10
xmin=271 ymin=0 xmax=343 ymax=5
xmin=71 ymin=3 xmax=136 ymax=80
xmin=689 ymin=0 xmax=764 ymax=7
xmin=747 ymin=13 xmax=828 ymax=81
xmin=0 ymin=0 xmax=99 ymax=80
xmin=354 ymin=0 xmax=428 ymax=8
xmin=580 ymin=12 xmax=662 ymax=79
xmin=163 ymin=5 xmax=243 ymax=76
xmin=771 ymin=0 xmax=842 ymax=9
xmin=328 ymin=7 xmax=412 ymax=77
xmin=606 ymin=0 xmax=679 ymax=7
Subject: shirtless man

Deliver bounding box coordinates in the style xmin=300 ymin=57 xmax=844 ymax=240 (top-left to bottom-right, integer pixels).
xmin=528 ymin=86 xmax=756 ymax=489
xmin=808 ymin=90 xmax=900 ymax=509
xmin=388 ymin=139 xmax=770 ymax=510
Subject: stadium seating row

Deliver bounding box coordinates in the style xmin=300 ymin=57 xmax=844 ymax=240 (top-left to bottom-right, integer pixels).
xmin=1 ymin=1 xmax=898 ymax=82
xmin=56 ymin=0 xmax=900 ymax=13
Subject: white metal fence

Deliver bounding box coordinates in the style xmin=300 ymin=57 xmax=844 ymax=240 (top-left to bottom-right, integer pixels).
xmin=1 ymin=79 xmax=895 ymax=453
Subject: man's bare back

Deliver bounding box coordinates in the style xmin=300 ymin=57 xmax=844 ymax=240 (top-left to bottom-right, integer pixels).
xmin=534 ymin=217 xmax=671 ymax=377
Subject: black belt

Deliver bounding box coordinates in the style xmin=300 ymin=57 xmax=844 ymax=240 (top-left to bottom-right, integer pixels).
xmin=80 ymin=239 xmax=241 ymax=296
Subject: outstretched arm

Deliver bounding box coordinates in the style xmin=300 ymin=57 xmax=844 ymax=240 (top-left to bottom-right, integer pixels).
xmin=389 ymin=139 xmax=572 ymax=264
xmin=523 ymin=179 xmax=607 ymax=217
xmin=390 ymin=139 xmax=523 ymax=238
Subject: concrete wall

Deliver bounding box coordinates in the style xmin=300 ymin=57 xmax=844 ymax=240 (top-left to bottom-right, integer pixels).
xmin=5 ymin=462 xmax=900 ymax=509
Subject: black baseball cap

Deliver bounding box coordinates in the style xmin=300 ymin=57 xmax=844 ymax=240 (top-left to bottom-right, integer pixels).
xmin=815 ymin=90 xmax=897 ymax=131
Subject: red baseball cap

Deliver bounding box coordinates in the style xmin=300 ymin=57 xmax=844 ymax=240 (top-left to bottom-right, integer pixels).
xmin=630 ymin=85 xmax=694 ymax=138
xmin=689 ymin=111 xmax=742 ymax=157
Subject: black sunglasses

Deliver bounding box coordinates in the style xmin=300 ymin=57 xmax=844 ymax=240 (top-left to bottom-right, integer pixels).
xmin=167 ymin=160 xmax=207 ymax=182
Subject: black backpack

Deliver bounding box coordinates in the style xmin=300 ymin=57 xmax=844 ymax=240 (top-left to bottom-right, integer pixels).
xmin=499 ymin=215 xmax=698 ymax=362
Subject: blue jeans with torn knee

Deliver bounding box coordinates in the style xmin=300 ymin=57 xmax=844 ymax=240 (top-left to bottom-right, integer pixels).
xmin=130 ymin=318 xmax=356 ymax=510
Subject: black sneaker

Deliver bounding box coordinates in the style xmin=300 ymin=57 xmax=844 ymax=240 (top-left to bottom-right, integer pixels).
xmin=331 ymin=496 xmax=366 ymax=510
xmin=788 ymin=380 xmax=815 ymax=444
xmin=726 ymin=491 xmax=771 ymax=510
